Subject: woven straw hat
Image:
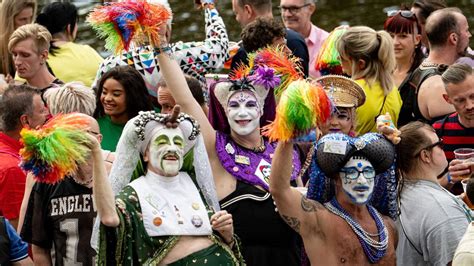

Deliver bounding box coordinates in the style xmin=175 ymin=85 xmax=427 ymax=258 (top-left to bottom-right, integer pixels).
xmin=314 ymin=75 xmax=365 ymax=108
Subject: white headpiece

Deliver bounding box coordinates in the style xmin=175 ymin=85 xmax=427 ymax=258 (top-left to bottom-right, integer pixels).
xmin=91 ymin=110 xmax=219 ymax=250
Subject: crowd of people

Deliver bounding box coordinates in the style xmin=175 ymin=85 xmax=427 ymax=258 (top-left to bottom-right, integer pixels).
xmin=0 ymin=0 xmax=473 ymax=265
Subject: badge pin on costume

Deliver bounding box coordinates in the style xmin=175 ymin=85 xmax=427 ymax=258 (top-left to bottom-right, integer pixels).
xmin=174 ymin=205 xmax=184 ymax=225
xmin=255 ymin=159 xmax=272 ymax=185
xmin=225 ymin=143 xmax=235 ymax=154
xmin=153 ymin=216 xmax=163 ymax=227
xmin=191 ymin=215 xmax=203 ymax=228
xmin=235 ymin=155 xmax=250 ymax=165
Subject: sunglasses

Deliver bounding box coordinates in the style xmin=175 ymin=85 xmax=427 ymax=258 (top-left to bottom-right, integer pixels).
xmin=387 ymin=10 xmax=415 ymax=19
xmin=415 ymin=138 xmax=444 ymax=156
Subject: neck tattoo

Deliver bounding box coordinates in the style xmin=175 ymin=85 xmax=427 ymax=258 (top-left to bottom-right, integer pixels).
xmin=324 ymin=197 xmax=388 ymax=263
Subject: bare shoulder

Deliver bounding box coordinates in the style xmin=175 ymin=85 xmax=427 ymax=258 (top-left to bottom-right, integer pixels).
xmin=300 ymin=195 xmax=325 ymax=213
xmin=419 ymin=75 xmax=443 ymax=95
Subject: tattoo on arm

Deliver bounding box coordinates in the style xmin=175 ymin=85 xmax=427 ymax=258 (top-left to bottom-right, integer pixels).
xmin=281 ymin=214 xmax=300 ymax=233
xmin=301 ymin=195 xmax=323 ymax=212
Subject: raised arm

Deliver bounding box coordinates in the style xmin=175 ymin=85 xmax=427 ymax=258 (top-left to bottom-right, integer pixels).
xmin=270 ymin=141 xmax=324 ymax=235
xmin=89 ymin=134 xmax=120 ymax=227
xmin=157 ymin=51 xmax=217 ymax=154
xmin=173 ymin=5 xmax=229 ymax=71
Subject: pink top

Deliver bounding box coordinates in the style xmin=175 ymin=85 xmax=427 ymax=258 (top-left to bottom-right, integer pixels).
xmin=306 ymin=24 xmax=329 ymax=78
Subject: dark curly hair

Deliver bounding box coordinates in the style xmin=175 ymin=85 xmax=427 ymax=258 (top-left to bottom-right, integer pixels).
xmin=241 ymin=17 xmax=286 ymax=53
xmin=93 ymin=66 xmax=154 ymax=121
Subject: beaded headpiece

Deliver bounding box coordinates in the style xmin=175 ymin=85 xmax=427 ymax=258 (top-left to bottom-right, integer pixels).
xmin=134 ymin=110 xmax=200 ymax=155
xmin=316 ymin=133 xmax=395 ymax=177
xmin=307 ymin=132 xmax=398 ymax=219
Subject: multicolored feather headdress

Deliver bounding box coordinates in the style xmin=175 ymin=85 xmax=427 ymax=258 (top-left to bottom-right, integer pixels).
xmin=87 ymin=0 xmax=172 ymax=54
xmin=263 ymin=79 xmax=333 ymax=142
xmin=20 ymin=114 xmax=91 ymax=184
xmin=247 ymin=45 xmax=303 ymax=96
xmin=315 ymin=26 xmax=348 ymax=76
xmin=215 ymin=46 xmax=304 ymax=111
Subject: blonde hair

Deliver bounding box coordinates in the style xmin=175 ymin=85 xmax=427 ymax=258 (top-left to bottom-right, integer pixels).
xmin=0 ymin=0 xmax=37 ymax=75
xmin=8 ymin=24 xmax=51 ymax=55
xmin=43 ymin=82 xmax=96 ymax=116
xmin=337 ymin=26 xmax=396 ymax=95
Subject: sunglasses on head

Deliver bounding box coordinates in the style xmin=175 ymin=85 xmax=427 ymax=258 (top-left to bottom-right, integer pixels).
xmin=415 ymin=138 xmax=444 ymax=156
xmin=387 ymin=10 xmax=415 ymax=19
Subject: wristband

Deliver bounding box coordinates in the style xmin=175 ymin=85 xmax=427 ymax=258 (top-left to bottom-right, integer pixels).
xmin=447 ymin=173 xmax=454 ymax=184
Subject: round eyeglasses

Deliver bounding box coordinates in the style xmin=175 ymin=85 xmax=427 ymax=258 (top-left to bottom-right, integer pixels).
xmin=340 ymin=166 xmax=376 ymax=180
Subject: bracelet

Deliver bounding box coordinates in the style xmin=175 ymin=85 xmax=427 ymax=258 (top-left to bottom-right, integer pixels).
xmin=153 ymin=44 xmax=172 ymax=55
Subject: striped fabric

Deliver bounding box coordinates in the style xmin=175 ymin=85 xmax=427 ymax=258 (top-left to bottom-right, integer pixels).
xmin=433 ymin=113 xmax=474 ymax=161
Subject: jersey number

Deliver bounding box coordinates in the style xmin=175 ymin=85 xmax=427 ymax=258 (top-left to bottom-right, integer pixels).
xmin=59 ymin=218 xmax=96 ymax=265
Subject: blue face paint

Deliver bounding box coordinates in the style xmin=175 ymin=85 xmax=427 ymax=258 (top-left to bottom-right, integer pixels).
xmin=340 ymin=157 xmax=375 ymax=205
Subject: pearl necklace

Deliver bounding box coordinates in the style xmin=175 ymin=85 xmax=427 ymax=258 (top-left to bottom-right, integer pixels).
xmin=325 ymin=198 xmax=388 ymax=263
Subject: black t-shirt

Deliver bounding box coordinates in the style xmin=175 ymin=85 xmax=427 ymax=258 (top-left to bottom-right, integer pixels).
xmin=21 ymin=177 xmax=96 ymax=266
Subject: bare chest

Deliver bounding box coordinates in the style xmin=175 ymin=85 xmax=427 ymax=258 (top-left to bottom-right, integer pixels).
xmin=308 ymin=216 xmax=396 ymax=265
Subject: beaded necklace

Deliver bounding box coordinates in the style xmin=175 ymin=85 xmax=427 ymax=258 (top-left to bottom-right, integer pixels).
xmin=325 ymin=197 xmax=388 ymax=263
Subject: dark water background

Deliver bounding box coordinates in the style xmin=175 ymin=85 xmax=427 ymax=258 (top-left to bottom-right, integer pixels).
xmin=39 ymin=0 xmax=474 ymax=57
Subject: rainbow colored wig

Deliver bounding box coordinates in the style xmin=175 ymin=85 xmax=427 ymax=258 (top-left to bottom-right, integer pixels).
xmin=20 ymin=114 xmax=91 ymax=184
xmin=315 ymin=26 xmax=348 ymax=76
xmin=263 ymin=80 xmax=333 ymax=142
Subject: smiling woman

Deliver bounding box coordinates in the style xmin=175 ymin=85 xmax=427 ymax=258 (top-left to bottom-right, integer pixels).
xmin=93 ymin=66 xmax=154 ymax=152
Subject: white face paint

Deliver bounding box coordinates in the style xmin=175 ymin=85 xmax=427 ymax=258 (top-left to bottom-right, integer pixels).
xmin=339 ymin=157 xmax=375 ymax=205
xmin=148 ymin=127 xmax=185 ymax=177
xmin=226 ymin=91 xmax=261 ymax=136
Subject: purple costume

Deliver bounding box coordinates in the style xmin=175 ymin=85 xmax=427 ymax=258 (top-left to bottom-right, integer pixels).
xmin=216 ymin=132 xmax=300 ymax=191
